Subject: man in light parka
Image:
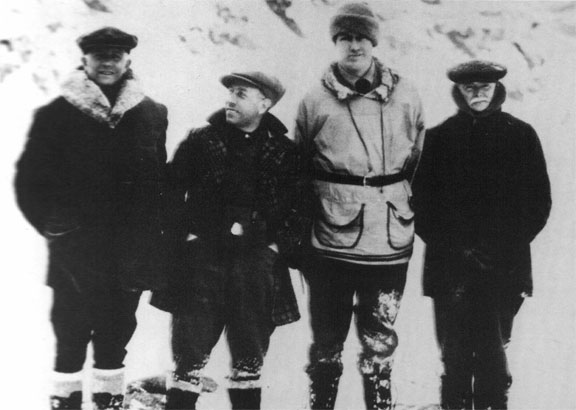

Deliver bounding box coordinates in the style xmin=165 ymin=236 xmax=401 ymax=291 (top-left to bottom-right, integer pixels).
xmin=294 ymin=2 xmax=425 ymax=409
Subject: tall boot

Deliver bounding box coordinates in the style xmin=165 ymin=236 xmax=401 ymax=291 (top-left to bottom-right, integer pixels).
xmin=165 ymin=372 xmax=201 ymax=410
xmin=91 ymin=368 xmax=124 ymax=410
xmin=308 ymin=363 xmax=341 ymax=410
xmin=362 ymin=372 xmax=392 ymax=410
xmin=165 ymin=389 xmax=199 ymax=410
xmin=473 ymin=374 xmax=512 ymax=410
xmin=228 ymin=388 xmax=261 ymax=410
xmin=50 ymin=371 xmax=83 ymax=410
xmin=441 ymin=374 xmax=473 ymax=410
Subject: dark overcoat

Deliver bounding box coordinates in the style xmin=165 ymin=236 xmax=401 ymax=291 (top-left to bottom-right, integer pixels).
xmin=412 ymin=84 xmax=551 ymax=298
xmin=15 ymin=69 xmax=168 ymax=292
xmin=151 ymin=109 xmax=301 ymax=325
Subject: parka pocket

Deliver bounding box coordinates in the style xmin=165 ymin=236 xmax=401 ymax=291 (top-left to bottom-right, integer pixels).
xmin=313 ymin=200 xmax=365 ymax=249
xmin=386 ymin=201 xmax=415 ymax=250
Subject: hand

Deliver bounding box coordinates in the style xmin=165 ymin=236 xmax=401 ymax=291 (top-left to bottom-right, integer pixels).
xmin=462 ymin=245 xmax=495 ymax=273
xmin=268 ymin=243 xmax=279 ymax=253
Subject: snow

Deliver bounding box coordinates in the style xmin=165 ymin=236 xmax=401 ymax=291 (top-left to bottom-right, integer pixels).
xmin=1 ymin=0 xmax=575 ymax=409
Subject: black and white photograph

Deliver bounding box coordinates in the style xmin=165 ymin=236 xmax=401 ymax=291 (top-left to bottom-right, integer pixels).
xmin=1 ymin=1 xmax=575 ymax=409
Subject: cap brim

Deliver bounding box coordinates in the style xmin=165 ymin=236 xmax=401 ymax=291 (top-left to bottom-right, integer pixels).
xmin=82 ymin=44 xmax=133 ymax=53
xmin=220 ymin=74 xmax=263 ymax=90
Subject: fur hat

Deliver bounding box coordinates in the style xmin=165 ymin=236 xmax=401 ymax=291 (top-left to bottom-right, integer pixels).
xmin=77 ymin=27 xmax=138 ymax=54
xmin=220 ymin=71 xmax=286 ymax=107
xmin=448 ymin=60 xmax=507 ymax=83
xmin=330 ymin=2 xmax=380 ymax=46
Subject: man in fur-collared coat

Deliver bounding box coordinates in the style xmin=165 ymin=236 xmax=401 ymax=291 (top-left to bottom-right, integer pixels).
xmin=14 ymin=27 xmax=168 ymax=410
xmin=151 ymin=71 xmax=300 ymax=410
xmin=412 ymin=60 xmax=551 ymax=409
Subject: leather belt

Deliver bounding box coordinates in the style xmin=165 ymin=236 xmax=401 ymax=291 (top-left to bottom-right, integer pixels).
xmin=314 ymin=169 xmax=406 ymax=187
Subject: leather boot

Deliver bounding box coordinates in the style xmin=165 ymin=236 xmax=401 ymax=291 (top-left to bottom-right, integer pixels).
xmin=50 ymin=391 xmax=83 ymax=410
xmin=228 ymin=388 xmax=261 ymax=410
xmin=165 ymin=388 xmax=199 ymax=410
xmin=362 ymin=372 xmax=392 ymax=410
xmin=308 ymin=364 xmax=341 ymax=410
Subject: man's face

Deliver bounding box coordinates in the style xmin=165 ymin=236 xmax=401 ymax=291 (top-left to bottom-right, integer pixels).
xmin=457 ymin=82 xmax=496 ymax=112
xmin=82 ymin=47 xmax=131 ymax=87
xmin=335 ymin=32 xmax=374 ymax=75
xmin=224 ymin=83 xmax=271 ymax=132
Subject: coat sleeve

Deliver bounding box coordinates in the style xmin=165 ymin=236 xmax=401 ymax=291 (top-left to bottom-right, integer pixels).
xmin=412 ymin=128 xmax=441 ymax=245
xmin=156 ymin=104 xmax=168 ymax=167
xmin=293 ymin=98 xmax=316 ymax=234
xmin=511 ymin=125 xmax=551 ymax=244
xmin=165 ymin=130 xmax=201 ymax=240
xmin=14 ymin=105 xmax=63 ymax=235
xmin=407 ymin=92 xmax=426 ymax=183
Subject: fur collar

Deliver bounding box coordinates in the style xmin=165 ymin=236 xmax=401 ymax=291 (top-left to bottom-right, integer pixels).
xmin=322 ymin=58 xmax=398 ymax=103
xmin=452 ymin=82 xmax=507 ymax=119
xmin=61 ymin=68 xmax=145 ymax=128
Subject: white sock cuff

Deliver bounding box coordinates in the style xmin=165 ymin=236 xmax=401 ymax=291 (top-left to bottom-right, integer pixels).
xmin=227 ymin=378 xmax=261 ymax=389
xmin=52 ymin=370 xmax=83 ymax=382
xmin=167 ymin=373 xmax=203 ymax=394
xmin=92 ymin=367 xmax=124 ymax=395
xmin=52 ymin=371 xmax=83 ymax=397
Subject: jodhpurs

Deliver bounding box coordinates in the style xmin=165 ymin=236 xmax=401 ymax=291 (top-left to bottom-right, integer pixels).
xmin=434 ymin=286 xmax=523 ymax=409
xmin=50 ymin=268 xmax=141 ymax=373
xmin=304 ymin=257 xmax=408 ymax=380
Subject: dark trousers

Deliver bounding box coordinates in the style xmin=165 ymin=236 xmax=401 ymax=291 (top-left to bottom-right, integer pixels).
xmin=51 ymin=268 xmax=141 ymax=373
xmin=305 ymin=257 xmax=408 ymax=379
xmin=171 ymin=239 xmax=277 ymax=389
xmin=434 ymin=287 xmax=523 ymax=410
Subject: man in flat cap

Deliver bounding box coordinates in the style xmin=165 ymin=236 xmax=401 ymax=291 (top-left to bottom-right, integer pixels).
xmin=294 ymin=2 xmax=425 ymax=409
xmin=152 ymin=71 xmax=301 ymax=410
xmin=15 ymin=27 xmax=168 ymax=409
xmin=412 ymin=60 xmax=551 ymax=409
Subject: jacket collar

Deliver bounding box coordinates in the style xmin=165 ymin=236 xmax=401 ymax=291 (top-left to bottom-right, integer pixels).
xmin=452 ymin=82 xmax=507 ymax=119
xmin=321 ymin=57 xmax=398 ymax=103
xmin=207 ymin=108 xmax=288 ymax=136
xmin=61 ymin=68 xmax=145 ymax=129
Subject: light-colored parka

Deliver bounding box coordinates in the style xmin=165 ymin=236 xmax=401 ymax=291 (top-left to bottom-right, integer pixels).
xmin=295 ymin=59 xmax=425 ymax=264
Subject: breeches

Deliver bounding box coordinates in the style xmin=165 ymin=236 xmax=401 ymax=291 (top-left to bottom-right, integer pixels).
xmin=304 ymin=257 xmax=408 ymax=378
xmin=434 ymin=287 xmax=523 ymax=409
xmin=171 ymin=242 xmax=277 ymax=389
xmin=50 ymin=268 xmax=141 ymax=373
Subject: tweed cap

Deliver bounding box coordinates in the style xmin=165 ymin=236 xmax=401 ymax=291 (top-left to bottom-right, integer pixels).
xmin=220 ymin=71 xmax=286 ymax=107
xmin=448 ymin=60 xmax=507 ymax=83
xmin=77 ymin=27 xmax=138 ymax=53
xmin=330 ymin=2 xmax=380 ymax=46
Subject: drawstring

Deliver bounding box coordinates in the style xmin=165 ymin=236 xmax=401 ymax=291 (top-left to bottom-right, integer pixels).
xmin=380 ymin=105 xmax=385 ymax=192
xmin=345 ymin=99 xmax=386 ymax=178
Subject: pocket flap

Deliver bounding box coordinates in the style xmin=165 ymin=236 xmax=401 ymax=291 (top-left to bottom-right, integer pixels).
xmin=386 ymin=201 xmax=414 ymax=223
xmin=319 ymin=199 xmax=365 ymax=228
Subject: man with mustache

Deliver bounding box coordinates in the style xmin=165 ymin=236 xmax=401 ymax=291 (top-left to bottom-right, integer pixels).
xmin=412 ymin=60 xmax=551 ymax=409
xmin=295 ymin=2 xmax=425 ymax=409
xmin=15 ymin=27 xmax=168 ymax=409
xmin=154 ymin=71 xmax=300 ymax=410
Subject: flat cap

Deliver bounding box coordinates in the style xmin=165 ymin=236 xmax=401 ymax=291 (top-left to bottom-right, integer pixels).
xmin=77 ymin=27 xmax=138 ymax=53
xmin=447 ymin=60 xmax=507 ymax=83
xmin=220 ymin=71 xmax=286 ymax=107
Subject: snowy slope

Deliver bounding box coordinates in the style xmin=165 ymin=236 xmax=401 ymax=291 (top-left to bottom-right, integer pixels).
xmin=1 ymin=1 xmax=575 ymax=409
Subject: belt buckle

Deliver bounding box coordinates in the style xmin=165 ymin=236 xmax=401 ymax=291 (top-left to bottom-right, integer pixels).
xmin=363 ymin=175 xmax=368 ymax=186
